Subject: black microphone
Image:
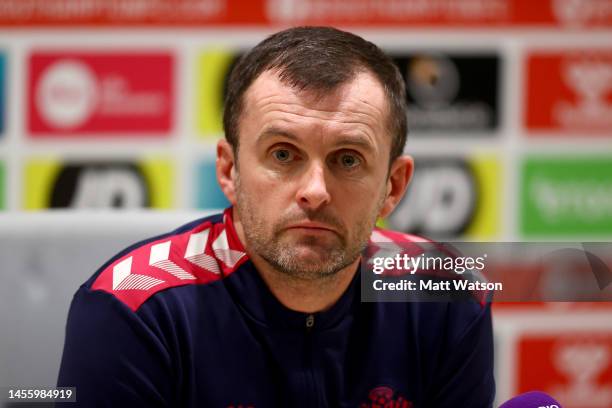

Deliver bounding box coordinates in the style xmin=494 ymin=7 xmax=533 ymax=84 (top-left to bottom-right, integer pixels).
xmin=498 ymin=391 xmax=562 ymax=408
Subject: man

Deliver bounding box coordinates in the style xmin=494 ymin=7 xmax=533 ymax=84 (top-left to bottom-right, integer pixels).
xmin=57 ymin=27 xmax=495 ymax=407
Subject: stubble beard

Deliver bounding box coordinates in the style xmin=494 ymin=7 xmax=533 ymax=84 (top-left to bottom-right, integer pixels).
xmin=235 ymin=175 xmax=385 ymax=282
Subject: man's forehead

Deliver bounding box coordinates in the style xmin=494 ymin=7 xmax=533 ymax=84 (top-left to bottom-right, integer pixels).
xmin=243 ymin=69 xmax=389 ymax=122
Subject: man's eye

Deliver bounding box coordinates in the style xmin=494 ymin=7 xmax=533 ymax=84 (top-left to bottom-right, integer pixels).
xmin=272 ymin=149 xmax=293 ymax=162
xmin=339 ymin=153 xmax=361 ymax=168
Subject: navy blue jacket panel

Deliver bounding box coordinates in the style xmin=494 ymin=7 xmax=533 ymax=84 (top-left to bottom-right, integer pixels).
xmin=57 ymin=208 xmax=495 ymax=407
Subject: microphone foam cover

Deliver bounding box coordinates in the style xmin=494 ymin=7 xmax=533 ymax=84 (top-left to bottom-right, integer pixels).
xmin=498 ymin=391 xmax=562 ymax=408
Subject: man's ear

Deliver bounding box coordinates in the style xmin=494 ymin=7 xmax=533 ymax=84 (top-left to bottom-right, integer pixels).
xmin=378 ymin=155 xmax=414 ymax=219
xmin=216 ymin=139 xmax=238 ymax=205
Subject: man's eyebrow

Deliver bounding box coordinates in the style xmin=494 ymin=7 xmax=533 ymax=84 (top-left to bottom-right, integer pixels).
xmin=256 ymin=126 xmax=376 ymax=152
xmin=331 ymin=135 xmax=376 ymax=152
xmin=256 ymin=127 xmax=299 ymax=144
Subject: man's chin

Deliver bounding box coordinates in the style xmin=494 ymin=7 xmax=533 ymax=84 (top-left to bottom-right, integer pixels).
xmin=288 ymin=244 xmax=339 ymax=263
xmin=283 ymin=239 xmax=346 ymax=262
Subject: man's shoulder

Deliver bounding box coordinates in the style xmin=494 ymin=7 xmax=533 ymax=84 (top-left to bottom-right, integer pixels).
xmin=369 ymin=227 xmax=491 ymax=308
xmin=370 ymin=227 xmax=432 ymax=244
xmin=368 ymin=227 xmax=435 ymax=260
xmin=85 ymin=209 xmax=248 ymax=312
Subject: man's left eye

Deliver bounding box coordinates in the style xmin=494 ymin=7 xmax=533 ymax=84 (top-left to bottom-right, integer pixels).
xmin=272 ymin=149 xmax=293 ymax=162
xmin=339 ymin=153 xmax=361 ymax=168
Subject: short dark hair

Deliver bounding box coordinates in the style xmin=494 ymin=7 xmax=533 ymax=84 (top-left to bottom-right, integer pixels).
xmin=223 ymin=26 xmax=407 ymax=164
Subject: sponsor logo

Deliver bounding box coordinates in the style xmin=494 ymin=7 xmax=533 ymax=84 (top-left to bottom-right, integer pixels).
xmin=556 ymin=59 xmax=612 ymax=128
xmin=195 ymin=159 xmax=230 ymax=209
xmin=553 ymin=0 xmax=612 ymax=27
xmin=35 ymin=60 xmax=98 ymax=129
xmin=518 ymin=334 xmax=612 ymax=408
xmin=525 ymin=52 xmax=612 ymax=133
xmin=359 ymin=386 xmax=413 ymax=408
xmin=29 ymin=53 xmax=173 ymax=135
xmin=521 ymin=156 xmax=612 ymax=236
xmin=0 ymin=0 xmax=228 ymax=26
xmin=392 ymin=53 xmax=500 ymax=133
xmin=266 ymin=0 xmax=510 ymax=24
xmin=24 ymin=159 xmax=173 ymax=209
xmin=552 ymin=339 xmax=612 ymax=406
xmin=387 ymin=156 xmax=499 ymax=239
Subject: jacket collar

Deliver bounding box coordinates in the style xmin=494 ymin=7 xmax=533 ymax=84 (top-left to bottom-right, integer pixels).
xmin=221 ymin=207 xmax=360 ymax=331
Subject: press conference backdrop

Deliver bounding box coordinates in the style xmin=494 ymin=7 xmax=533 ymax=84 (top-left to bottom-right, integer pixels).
xmin=0 ymin=0 xmax=611 ymax=406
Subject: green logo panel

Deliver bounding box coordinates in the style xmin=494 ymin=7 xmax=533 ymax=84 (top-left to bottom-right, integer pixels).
xmin=521 ymin=156 xmax=612 ymax=237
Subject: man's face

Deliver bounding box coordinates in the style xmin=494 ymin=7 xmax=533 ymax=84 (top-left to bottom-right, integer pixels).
xmin=229 ymin=70 xmax=394 ymax=280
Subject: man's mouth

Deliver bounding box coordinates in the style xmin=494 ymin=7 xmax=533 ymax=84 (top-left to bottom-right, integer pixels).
xmin=286 ymin=221 xmax=336 ymax=232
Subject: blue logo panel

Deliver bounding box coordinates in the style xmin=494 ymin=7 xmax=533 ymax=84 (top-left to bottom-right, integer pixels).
xmin=195 ymin=159 xmax=229 ymax=210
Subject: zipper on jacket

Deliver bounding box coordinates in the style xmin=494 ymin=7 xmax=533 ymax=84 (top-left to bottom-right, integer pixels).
xmin=305 ymin=314 xmax=315 ymax=331
xmin=304 ymin=313 xmax=325 ymax=407
xmin=302 ymin=313 xmax=316 ymax=407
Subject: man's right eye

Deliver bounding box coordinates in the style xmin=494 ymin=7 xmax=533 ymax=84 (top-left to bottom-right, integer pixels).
xmin=272 ymin=149 xmax=293 ymax=162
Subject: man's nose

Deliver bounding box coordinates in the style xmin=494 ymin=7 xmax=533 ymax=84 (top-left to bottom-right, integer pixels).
xmin=295 ymin=161 xmax=332 ymax=210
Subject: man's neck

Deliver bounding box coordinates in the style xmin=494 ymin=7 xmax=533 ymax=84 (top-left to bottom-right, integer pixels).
xmin=231 ymin=209 xmax=359 ymax=313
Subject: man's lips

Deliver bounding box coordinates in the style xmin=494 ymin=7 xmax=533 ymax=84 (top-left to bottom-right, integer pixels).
xmin=285 ymin=222 xmax=337 ymax=233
